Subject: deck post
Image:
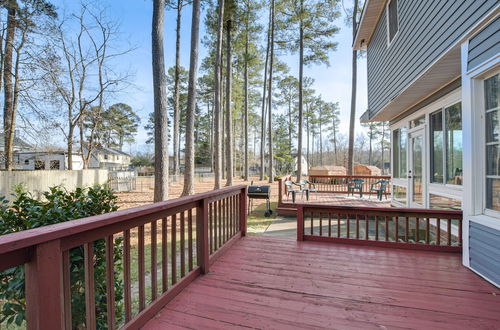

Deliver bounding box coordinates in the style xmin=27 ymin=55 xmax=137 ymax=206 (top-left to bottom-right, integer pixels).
xmin=239 ymin=187 xmax=247 ymax=236
xmin=197 ymin=199 xmax=210 ymax=274
xmin=297 ymin=204 xmax=304 ymax=241
xmin=25 ymin=239 xmax=65 ymax=330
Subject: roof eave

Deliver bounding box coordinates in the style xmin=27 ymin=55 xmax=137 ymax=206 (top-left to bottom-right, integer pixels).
xmin=353 ymin=0 xmax=387 ymax=50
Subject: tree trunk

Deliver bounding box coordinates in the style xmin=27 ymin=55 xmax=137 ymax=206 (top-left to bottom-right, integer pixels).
xmin=296 ymin=0 xmax=304 ymax=181
xmin=152 ymin=0 xmax=169 ymax=201
xmin=3 ymin=6 xmax=16 ymax=170
xmin=225 ymin=15 xmax=233 ymax=186
xmin=214 ymin=0 xmax=224 ymax=189
xmin=181 ymin=0 xmax=201 ymax=196
xmin=173 ymin=0 xmax=182 ymax=177
xmin=260 ymin=5 xmax=271 ymax=181
xmin=267 ymin=0 xmax=275 ymax=183
xmin=243 ymin=4 xmax=249 ymax=181
xmin=347 ymin=0 xmax=359 ymax=176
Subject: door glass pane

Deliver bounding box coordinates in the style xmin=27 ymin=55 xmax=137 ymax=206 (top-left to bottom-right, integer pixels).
xmin=430 ymin=110 xmax=443 ymax=183
xmin=486 ymin=178 xmax=500 ymax=211
xmin=486 ymin=110 xmax=499 ymax=143
xmin=486 ymin=144 xmax=500 ymax=176
xmin=412 ymin=135 xmax=423 ymax=205
xmin=393 ymin=130 xmax=400 ymax=178
xmin=485 ymin=74 xmax=499 ymax=110
xmin=445 ymin=103 xmax=462 ymax=185
xmin=399 ymin=127 xmax=407 ymax=178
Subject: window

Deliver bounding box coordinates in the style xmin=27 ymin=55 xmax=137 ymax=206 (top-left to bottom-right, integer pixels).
xmin=430 ymin=194 xmax=461 ymax=210
xmin=35 ymin=160 xmax=45 ymax=170
xmin=50 ymin=160 xmax=60 ymax=170
xmin=410 ymin=116 xmax=425 ymax=128
xmin=393 ymin=185 xmax=407 ymax=205
xmin=485 ymin=74 xmax=500 ymax=211
xmin=392 ymin=127 xmax=407 ymax=178
xmin=387 ymin=0 xmax=399 ymax=43
xmin=429 ymin=103 xmax=462 ymax=185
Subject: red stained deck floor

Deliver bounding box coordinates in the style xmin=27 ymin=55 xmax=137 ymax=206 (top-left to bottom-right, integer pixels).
xmin=143 ymin=236 xmax=500 ymax=329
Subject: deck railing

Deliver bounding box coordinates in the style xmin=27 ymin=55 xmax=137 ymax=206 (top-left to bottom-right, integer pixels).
xmin=0 ymin=185 xmax=247 ymax=330
xmin=297 ymin=204 xmax=462 ymax=252
xmin=308 ymin=174 xmax=392 ymax=195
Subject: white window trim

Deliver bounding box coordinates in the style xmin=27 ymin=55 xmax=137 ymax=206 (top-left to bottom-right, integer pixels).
xmin=386 ymin=0 xmax=399 ymax=47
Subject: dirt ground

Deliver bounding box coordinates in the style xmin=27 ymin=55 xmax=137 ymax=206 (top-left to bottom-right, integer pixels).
xmin=116 ymin=176 xmax=280 ymax=210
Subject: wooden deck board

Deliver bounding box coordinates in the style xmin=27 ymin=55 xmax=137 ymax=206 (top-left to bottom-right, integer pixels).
xmin=143 ymin=236 xmax=500 ymax=330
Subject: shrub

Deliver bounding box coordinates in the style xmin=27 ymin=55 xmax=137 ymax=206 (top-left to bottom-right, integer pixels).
xmin=0 ymin=185 xmax=123 ymax=328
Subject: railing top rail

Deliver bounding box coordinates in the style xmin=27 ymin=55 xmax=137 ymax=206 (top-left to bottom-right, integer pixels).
xmin=308 ymin=174 xmax=391 ymax=179
xmin=297 ymin=203 xmax=462 ymax=217
xmin=0 ymin=185 xmax=246 ymax=255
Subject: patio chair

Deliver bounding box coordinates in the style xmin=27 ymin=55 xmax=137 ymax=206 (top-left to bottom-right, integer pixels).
xmin=370 ymin=180 xmax=389 ymax=201
xmin=285 ymin=180 xmax=303 ymax=203
xmin=299 ymin=179 xmax=318 ymax=200
xmin=347 ymin=178 xmax=364 ymax=198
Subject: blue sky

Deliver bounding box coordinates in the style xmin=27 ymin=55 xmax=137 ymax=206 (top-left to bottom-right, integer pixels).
xmin=54 ymin=0 xmax=367 ymax=153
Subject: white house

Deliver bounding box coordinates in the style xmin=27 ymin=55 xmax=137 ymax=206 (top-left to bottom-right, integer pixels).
xmin=87 ymin=145 xmax=131 ymax=170
xmin=14 ymin=151 xmax=84 ymax=170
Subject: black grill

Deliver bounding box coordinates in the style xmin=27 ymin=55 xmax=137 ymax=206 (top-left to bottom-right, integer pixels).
xmin=247 ymin=185 xmax=272 ymax=217
xmin=247 ymin=185 xmax=271 ymax=199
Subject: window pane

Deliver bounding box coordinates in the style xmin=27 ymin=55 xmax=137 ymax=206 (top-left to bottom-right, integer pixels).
xmin=399 ymin=127 xmax=407 ymax=178
xmin=388 ymin=0 xmax=398 ymax=41
xmin=393 ymin=185 xmax=406 ymax=205
xmin=486 ymin=144 xmax=500 ymax=176
xmin=485 ymin=74 xmax=499 ymax=110
xmin=410 ymin=116 xmax=425 ymax=128
xmin=430 ymin=110 xmax=443 ymax=183
xmin=486 ymin=110 xmax=500 ymax=143
xmin=393 ymin=130 xmax=400 ymax=178
xmin=430 ymin=194 xmax=461 ymax=210
xmin=486 ymin=178 xmax=500 ymax=211
xmin=445 ymin=103 xmax=462 ymax=185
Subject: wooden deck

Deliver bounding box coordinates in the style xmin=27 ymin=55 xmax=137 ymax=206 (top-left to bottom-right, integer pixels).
xmin=143 ymin=236 xmax=500 ymax=329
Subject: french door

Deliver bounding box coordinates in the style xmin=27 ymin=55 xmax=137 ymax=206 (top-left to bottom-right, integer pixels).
xmin=409 ymin=130 xmax=425 ymax=207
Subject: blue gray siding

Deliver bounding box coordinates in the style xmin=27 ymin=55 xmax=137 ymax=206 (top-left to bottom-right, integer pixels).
xmin=468 ymin=16 xmax=500 ymax=70
xmin=469 ymin=222 xmax=500 ymax=286
xmin=366 ymin=0 xmax=498 ymax=120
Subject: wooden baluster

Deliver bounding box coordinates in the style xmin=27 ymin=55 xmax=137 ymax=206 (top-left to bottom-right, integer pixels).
xmin=106 ymin=235 xmax=116 ymax=329
xmin=447 ymin=219 xmax=452 ymax=246
xmin=328 ymin=213 xmax=332 ymax=237
xmin=346 ymin=214 xmax=350 ymax=238
xmin=319 ymin=213 xmax=323 ymax=236
xmin=138 ymin=225 xmax=146 ymax=310
xmin=151 ymin=221 xmax=157 ymax=301
xmin=124 ymin=230 xmax=132 ymax=321
xmin=458 ymin=218 xmax=462 ymax=246
xmin=416 ymin=217 xmax=420 ymax=243
xmin=84 ymin=242 xmax=96 ymax=330
xmin=209 ymin=202 xmax=213 ymax=254
xmin=218 ymin=199 xmax=222 ymax=248
xmin=198 ymin=199 xmax=210 ymax=274
xmin=171 ymin=215 xmax=177 ymax=285
xmin=240 ymin=188 xmax=247 ymax=236
xmin=375 ymin=216 xmax=379 ymax=241
xmin=405 ymin=217 xmax=409 ymax=242
xmin=180 ymin=211 xmax=186 ymax=278
xmin=436 ymin=218 xmax=441 ymax=245
xmin=224 ymin=198 xmax=228 ymax=242
xmin=188 ymin=209 xmax=193 ymax=271
xmin=385 ymin=216 xmax=389 ymax=241
xmin=337 ymin=214 xmax=341 ymax=238
xmin=426 ymin=218 xmax=430 ymax=244
xmin=395 ymin=216 xmax=399 ymax=242
xmin=161 ymin=218 xmax=168 ymax=292
xmin=62 ymin=250 xmax=72 ymax=330
xmin=365 ymin=215 xmax=369 ymax=240
xmin=356 ymin=215 xmax=359 ymax=239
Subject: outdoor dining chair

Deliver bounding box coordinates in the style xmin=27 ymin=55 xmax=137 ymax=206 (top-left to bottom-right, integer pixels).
xmin=299 ymin=179 xmax=318 ymax=200
xmin=347 ymin=178 xmax=364 ymax=198
xmin=285 ymin=180 xmax=303 ymax=203
xmin=369 ymin=180 xmax=389 ymax=201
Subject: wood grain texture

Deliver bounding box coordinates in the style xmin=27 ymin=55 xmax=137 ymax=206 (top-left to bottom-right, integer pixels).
xmin=143 ymin=236 xmax=500 ymax=330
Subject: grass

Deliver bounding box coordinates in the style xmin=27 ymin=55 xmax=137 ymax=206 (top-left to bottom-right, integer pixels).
xmin=247 ymin=202 xmax=277 ymax=234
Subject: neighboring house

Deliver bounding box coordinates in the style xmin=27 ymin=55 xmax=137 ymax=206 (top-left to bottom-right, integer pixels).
xmin=0 ymin=133 xmax=32 ymax=169
xmin=87 ymin=146 xmax=131 ymax=170
xmin=14 ymin=151 xmax=84 ymax=170
xmin=355 ymin=1 xmax=499 ymax=285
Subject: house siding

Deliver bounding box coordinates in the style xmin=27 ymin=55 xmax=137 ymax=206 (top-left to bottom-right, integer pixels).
xmin=366 ymin=0 xmax=498 ymax=120
xmin=467 ymin=16 xmax=500 ymax=70
xmin=469 ymin=222 xmax=500 ymax=285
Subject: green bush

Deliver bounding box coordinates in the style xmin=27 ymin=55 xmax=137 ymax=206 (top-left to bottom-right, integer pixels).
xmin=0 ymin=185 xmax=123 ymax=328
